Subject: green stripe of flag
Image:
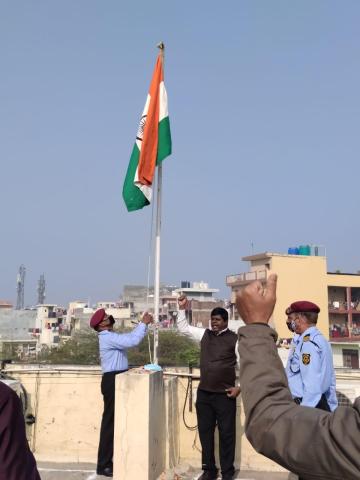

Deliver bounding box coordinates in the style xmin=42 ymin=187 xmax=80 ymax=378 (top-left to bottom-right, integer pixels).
xmin=122 ymin=144 xmax=149 ymax=212
xmin=123 ymin=116 xmax=171 ymax=212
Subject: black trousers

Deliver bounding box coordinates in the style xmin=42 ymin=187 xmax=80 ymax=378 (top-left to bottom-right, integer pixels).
xmin=195 ymin=388 xmax=236 ymax=477
xmin=97 ymin=370 xmax=126 ymax=471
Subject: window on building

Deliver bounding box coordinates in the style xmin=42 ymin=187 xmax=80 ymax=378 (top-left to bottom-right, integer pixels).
xmin=342 ymin=349 xmax=359 ymax=369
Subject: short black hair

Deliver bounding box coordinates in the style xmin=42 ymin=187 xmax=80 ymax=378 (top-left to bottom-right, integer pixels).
xmin=210 ymin=307 xmax=228 ymax=322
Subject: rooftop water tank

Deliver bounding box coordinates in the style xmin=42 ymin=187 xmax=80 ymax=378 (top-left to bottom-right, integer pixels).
xmin=298 ymin=245 xmax=311 ymax=256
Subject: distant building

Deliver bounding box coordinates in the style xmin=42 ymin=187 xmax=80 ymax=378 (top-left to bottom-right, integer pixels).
xmin=123 ymin=284 xmax=178 ymax=314
xmin=188 ymin=299 xmax=225 ymax=328
xmin=0 ymin=300 xmax=13 ymax=309
xmin=97 ymin=302 xmax=132 ymax=327
xmin=226 ymin=251 xmax=360 ymax=369
xmin=0 ymin=339 xmax=38 ymax=360
xmin=174 ymin=281 xmax=219 ymax=302
xmin=0 ymin=309 xmax=38 ymax=360
xmin=36 ymin=304 xmax=68 ymax=346
xmin=173 ymin=281 xmax=224 ymax=328
xmin=97 ymin=301 xmax=117 ymax=309
xmin=67 ymin=301 xmax=93 ymax=315
xmin=65 ymin=301 xmax=94 ymax=331
xmin=327 ymin=273 xmax=360 ymax=369
xmin=0 ymin=309 xmax=37 ymax=341
xmin=65 ymin=300 xmax=134 ymax=330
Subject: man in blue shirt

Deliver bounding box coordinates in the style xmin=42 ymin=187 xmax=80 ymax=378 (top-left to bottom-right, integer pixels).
xmin=285 ymin=301 xmax=338 ymax=412
xmin=90 ymin=308 xmax=153 ymax=477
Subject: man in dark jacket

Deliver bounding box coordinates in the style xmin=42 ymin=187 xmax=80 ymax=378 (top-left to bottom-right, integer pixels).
xmin=177 ymin=295 xmax=240 ymax=480
xmin=236 ymin=274 xmax=360 ymax=480
xmin=0 ymin=381 xmax=41 ymax=480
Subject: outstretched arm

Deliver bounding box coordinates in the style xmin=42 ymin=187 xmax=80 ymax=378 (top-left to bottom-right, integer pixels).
xmin=108 ymin=313 xmax=153 ymax=349
xmin=236 ymin=275 xmax=360 ymax=480
xmin=176 ymin=295 xmax=205 ymax=342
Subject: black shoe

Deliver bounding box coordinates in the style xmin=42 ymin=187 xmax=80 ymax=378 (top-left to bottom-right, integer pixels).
xmin=222 ymin=469 xmax=237 ymax=480
xmin=198 ymin=470 xmax=218 ymax=480
xmin=96 ymin=466 xmax=113 ymax=477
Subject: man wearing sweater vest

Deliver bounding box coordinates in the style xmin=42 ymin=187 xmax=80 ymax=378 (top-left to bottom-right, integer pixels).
xmin=177 ymin=295 xmax=240 ymax=480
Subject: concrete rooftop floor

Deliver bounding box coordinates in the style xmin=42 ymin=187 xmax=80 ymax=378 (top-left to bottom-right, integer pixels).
xmin=37 ymin=463 xmax=291 ymax=480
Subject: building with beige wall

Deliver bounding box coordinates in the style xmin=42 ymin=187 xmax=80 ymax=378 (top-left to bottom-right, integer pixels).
xmin=327 ymin=273 xmax=360 ymax=369
xmin=227 ymin=252 xmax=329 ymax=339
xmin=227 ymin=252 xmax=360 ymax=369
xmin=0 ymin=300 xmax=13 ymax=309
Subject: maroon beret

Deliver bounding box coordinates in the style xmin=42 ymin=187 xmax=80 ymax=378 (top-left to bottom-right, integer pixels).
xmin=285 ymin=301 xmax=320 ymax=315
xmin=90 ymin=308 xmax=106 ymax=329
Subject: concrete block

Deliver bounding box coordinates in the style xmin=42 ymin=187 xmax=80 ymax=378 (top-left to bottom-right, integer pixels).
xmin=113 ymin=369 xmax=166 ymax=480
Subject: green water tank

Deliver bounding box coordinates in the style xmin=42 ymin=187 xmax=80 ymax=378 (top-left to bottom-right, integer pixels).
xmin=299 ymin=245 xmax=311 ymax=255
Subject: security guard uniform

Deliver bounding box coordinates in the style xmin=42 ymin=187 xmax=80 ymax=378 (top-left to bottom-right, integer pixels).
xmin=285 ymin=301 xmax=338 ymax=412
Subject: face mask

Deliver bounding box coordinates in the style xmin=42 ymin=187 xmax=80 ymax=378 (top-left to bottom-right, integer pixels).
xmin=286 ymin=321 xmax=295 ymax=332
xmin=286 ymin=319 xmax=297 ymax=332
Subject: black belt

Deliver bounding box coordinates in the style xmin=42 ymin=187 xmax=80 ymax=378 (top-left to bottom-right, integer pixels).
xmin=103 ymin=369 xmax=127 ymax=376
xmin=293 ymin=394 xmax=330 ymax=411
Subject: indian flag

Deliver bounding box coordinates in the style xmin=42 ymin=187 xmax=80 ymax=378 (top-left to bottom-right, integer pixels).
xmin=123 ymin=53 xmax=172 ymax=212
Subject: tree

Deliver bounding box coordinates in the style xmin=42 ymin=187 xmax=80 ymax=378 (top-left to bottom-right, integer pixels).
xmin=127 ymin=330 xmax=200 ymax=367
xmin=38 ymin=328 xmax=200 ymax=367
xmin=38 ymin=330 xmax=99 ymax=364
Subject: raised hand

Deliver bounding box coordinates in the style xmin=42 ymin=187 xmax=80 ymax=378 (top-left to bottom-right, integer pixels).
xmin=142 ymin=312 xmax=154 ymax=325
xmin=235 ymin=274 xmax=277 ymax=325
xmin=178 ymin=294 xmax=189 ymax=310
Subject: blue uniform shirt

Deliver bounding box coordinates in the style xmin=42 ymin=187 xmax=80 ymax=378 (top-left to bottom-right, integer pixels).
xmin=286 ymin=326 xmax=338 ymax=411
xmin=285 ymin=333 xmax=303 ymax=398
xmin=98 ymin=323 xmax=147 ymax=373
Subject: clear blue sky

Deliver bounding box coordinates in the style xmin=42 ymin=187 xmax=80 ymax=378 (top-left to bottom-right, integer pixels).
xmin=1 ymin=1 xmax=360 ymax=306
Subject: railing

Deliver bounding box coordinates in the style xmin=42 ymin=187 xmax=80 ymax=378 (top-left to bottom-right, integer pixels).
xmin=226 ymin=270 xmax=267 ymax=285
xmin=328 ymin=301 xmax=360 ymax=312
xmin=329 ymin=326 xmax=360 ymax=340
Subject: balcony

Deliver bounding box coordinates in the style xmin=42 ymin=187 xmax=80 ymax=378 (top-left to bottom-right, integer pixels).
xmin=328 ymin=300 xmax=360 ymax=314
xmin=329 ymin=319 xmax=360 ymax=342
xmin=226 ymin=270 xmax=267 ymax=287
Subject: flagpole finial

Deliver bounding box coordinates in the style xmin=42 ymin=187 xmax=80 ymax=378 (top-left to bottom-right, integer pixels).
xmin=157 ymin=42 xmax=165 ymax=50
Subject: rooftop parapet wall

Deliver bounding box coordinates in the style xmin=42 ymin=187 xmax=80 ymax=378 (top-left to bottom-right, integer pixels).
xmin=327 ymin=273 xmax=360 ymax=288
xmin=2 ymin=366 xmax=285 ymax=472
xmin=2 ymin=365 xmax=326 ymax=473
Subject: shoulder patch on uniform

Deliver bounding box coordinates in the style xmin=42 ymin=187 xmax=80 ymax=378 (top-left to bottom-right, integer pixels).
xmin=302 ymin=353 xmax=311 ymax=365
xmin=303 ymin=334 xmax=310 ymax=342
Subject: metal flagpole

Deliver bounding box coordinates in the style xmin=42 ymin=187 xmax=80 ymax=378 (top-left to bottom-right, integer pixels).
xmin=153 ymin=42 xmax=165 ymax=365
xmin=153 ymin=164 xmax=162 ymax=364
